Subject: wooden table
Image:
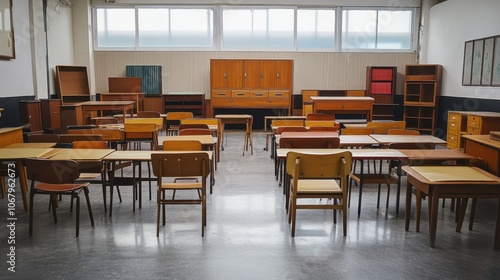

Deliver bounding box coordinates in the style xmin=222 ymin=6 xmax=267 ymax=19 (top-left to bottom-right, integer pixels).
xmin=264 ymin=116 xmax=306 ymax=132
xmin=310 ymin=96 xmax=374 ymax=121
xmin=79 ymin=101 xmax=136 ymax=124
xmin=4 ymin=143 xmax=57 ymax=148
xmin=215 ymin=114 xmax=253 ymax=154
xmin=369 ymin=134 xmax=447 ymax=147
xmin=100 ymin=93 xmax=144 ymax=113
xmin=403 ymin=165 xmax=500 ymax=249
xmin=0 ymin=148 xmax=59 ymax=211
xmin=339 ymin=135 xmax=378 ymax=147
xmin=0 ymin=127 xmax=24 ymax=148
xmin=399 ymin=148 xmax=476 ymax=166
xmin=463 ymin=134 xmax=500 ymax=176
xmin=103 ymin=150 xmax=213 ymax=217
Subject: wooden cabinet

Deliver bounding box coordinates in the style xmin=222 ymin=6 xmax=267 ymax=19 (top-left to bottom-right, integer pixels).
xmin=55 ymin=65 xmax=91 ymax=104
xmin=366 ymin=66 xmax=397 ymax=120
xmin=143 ymin=96 xmax=163 ymax=112
xmin=163 ymin=92 xmax=205 ymax=117
xmin=447 ymin=111 xmax=500 ymax=150
xmin=210 ymin=59 xmax=293 ymax=116
xmin=463 ymin=135 xmax=500 ymax=176
xmin=403 ymin=64 xmax=442 ymax=134
xmin=41 ymin=99 xmax=62 ymax=131
xmin=18 ymin=100 xmax=42 ymax=132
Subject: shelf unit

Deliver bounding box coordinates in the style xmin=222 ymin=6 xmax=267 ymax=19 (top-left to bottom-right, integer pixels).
xmin=403 ymin=64 xmax=442 ymax=135
xmin=366 ymin=66 xmax=397 ymax=120
xmin=163 ymin=92 xmax=205 ymax=117
xmin=55 ymin=65 xmax=91 ymax=104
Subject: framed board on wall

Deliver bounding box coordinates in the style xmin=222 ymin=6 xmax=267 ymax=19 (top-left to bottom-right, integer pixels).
xmin=0 ymin=0 xmax=15 ymax=60
xmin=463 ymin=35 xmax=500 ymax=87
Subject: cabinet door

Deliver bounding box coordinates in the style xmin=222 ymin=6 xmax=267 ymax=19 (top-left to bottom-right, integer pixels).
xmin=227 ymin=60 xmax=244 ymax=88
xmin=243 ymin=60 xmax=261 ymax=88
xmin=259 ymin=60 xmax=277 ymax=88
xmin=19 ymin=101 xmax=42 ymax=131
xmin=276 ymin=60 xmax=293 ymax=89
xmin=210 ymin=60 xmax=229 ymax=88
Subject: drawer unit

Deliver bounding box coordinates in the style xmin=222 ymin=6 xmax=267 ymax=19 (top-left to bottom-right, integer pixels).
xmin=231 ymin=90 xmax=250 ymax=98
xmin=250 ymin=90 xmax=269 ymax=98
xmin=212 ymin=90 xmax=231 ymax=98
xmin=447 ymin=111 xmax=500 ymax=150
xmin=269 ymin=90 xmax=289 ymax=99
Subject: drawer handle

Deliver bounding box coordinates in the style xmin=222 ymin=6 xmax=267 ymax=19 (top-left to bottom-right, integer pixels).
xmin=268 ymin=100 xmax=272 ymax=103
xmin=217 ymin=93 xmax=226 ymax=96
xmin=451 ymin=123 xmax=455 ymax=127
xmin=237 ymin=93 xmax=245 ymax=96
xmin=275 ymin=93 xmax=283 ymax=96
xmin=229 ymin=100 xmax=233 ymax=103
xmin=255 ymin=93 xmax=264 ymax=96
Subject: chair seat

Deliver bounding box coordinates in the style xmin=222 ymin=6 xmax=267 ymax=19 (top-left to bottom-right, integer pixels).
xmin=161 ymin=182 xmax=202 ymax=190
xmin=296 ymin=179 xmax=342 ymax=194
xmin=78 ymin=173 xmax=102 ymax=180
xmin=35 ymin=182 xmax=89 ymax=192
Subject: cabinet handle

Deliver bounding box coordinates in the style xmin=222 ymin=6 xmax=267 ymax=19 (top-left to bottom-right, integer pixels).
xmin=255 ymin=92 xmax=263 ymax=96
xmin=224 ymin=72 xmax=227 ymax=79
xmin=275 ymin=93 xmax=282 ymax=96
xmin=277 ymin=72 xmax=280 ymax=79
xmin=268 ymin=100 xmax=272 ymax=103
xmin=260 ymin=72 xmax=263 ymax=79
xmin=229 ymin=100 xmax=233 ymax=103
xmin=244 ymin=73 xmax=247 ymax=79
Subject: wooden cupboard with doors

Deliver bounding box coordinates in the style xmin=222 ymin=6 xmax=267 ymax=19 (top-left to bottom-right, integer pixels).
xmin=403 ymin=64 xmax=442 ymax=134
xmin=366 ymin=66 xmax=398 ymax=120
xmin=210 ymin=59 xmax=293 ymax=116
xmin=447 ymin=111 xmax=500 ymax=150
xmin=41 ymin=99 xmax=62 ymax=132
xmin=18 ymin=100 xmax=43 ymax=132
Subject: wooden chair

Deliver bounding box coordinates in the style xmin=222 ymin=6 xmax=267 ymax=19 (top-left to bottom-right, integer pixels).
xmin=180 ymin=118 xmax=222 ymax=163
xmin=266 ymin=119 xmax=305 ymax=152
xmin=178 ymin=124 xmax=210 ymax=131
xmin=151 ymin=152 xmax=210 ymax=236
xmin=243 ymin=115 xmax=253 ymax=156
xmin=309 ymin=126 xmax=339 ymax=132
xmin=367 ymin=121 xmax=406 ymax=134
xmin=178 ymin=128 xmax=212 ymax=136
xmin=286 ymin=151 xmax=352 ymax=237
xmin=137 ymin=111 xmax=161 ymax=118
xmin=94 ymin=117 xmax=119 ymax=125
xmin=166 ymin=112 xmax=194 ymax=135
xmin=306 ymin=113 xmax=335 ymax=121
xmin=59 ymin=134 xmax=103 ymax=147
xmin=91 ymin=128 xmax=124 ymax=149
xmin=340 ymin=127 xmax=374 ymax=135
xmin=386 ymin=129 xmax=420 ymax=135
xmin=25 ymin=158 xmax=95 ymax=237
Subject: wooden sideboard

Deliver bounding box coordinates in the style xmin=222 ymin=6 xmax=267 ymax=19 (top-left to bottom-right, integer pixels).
xmin=100 ymin=93 xmax=145 ymax=113
xmin=463 ymin=134 xmax=500 ymax=176
xmin=210 ymin=59 xmax=293 ymax=116
xmin=447 ymin=111 xmax=500 ymax=150
xmin=302 ymin=89 xmax=365 ymax=116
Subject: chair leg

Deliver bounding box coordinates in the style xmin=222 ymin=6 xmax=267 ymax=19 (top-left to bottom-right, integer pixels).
xmin=291 ymin=198 xmax=297 ymax=237
xmin=0 ymin=176 xmax=5 ymax=198
xmin=84 ymin=187 xmax=94 ymax=226
xmin=156 ymin=190 xmax=161 ymax=237
xmin=469 ymin=198 xmax=477 ymax=231
xmin=29 ymin=191 xmax=35 ymax=237
xmin=75 ymin=194 xmax=80 ymax=238
xmin=51 ymin=195 xmax=58 ymax=224
xmin=162 ymin=190 xmax=166 ymax=226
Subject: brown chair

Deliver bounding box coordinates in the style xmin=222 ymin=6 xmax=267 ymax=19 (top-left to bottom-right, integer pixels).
xmin=178 ymin=124 xmax=210 ymax=131
xmin=59 ymin=134 xmax=103 ymax=145
xmin=166 ymin=112 xmax=194 ymax=135
xmin=386 ymin=129 xmax=420 ymax=135
xmin=279 ymin=136 xmax=340 ymax=149
xmin=178 ymin=128 xmax=212 ymax=136
xmin=286 ymin=151 xmax=352 ymax=237
xmin=305 ymin=113 xmax=335 ymax=121
xmin=341 ymin=127 xmax=374 ymax=135
xmin=94 ymin=117 xmax=120 ymax=125
xmin=151 ymin=152 xmax=210 ymax=236
xmin=25 ymin=158 xmax=95 ymax=237
xmin=309 ymin=126 xmax=339 ymax=132
xmin=27 ymin=134 xmax=59 ymax=143
xmin=137 ymin=111 xmax=161 ymax=118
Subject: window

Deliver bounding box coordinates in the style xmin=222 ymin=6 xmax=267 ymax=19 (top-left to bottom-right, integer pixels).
xmin=96 ymin=8 xmax=136 ymax=48
xmin=138 ymin=8 xmax=213 ymax=48
xmin=221 ymin=8 xmax=294 ymax=49
xmin=297 ymin=9 xmax=336 ymax=50
xmin=342 ymin=9 xmax=413 ymax=50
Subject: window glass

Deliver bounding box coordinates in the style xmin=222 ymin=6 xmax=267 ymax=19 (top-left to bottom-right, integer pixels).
xmin=96 ymin=8 xmax=136 ymax=48
xmin=297 ymin=9 xmax=336 ymax=49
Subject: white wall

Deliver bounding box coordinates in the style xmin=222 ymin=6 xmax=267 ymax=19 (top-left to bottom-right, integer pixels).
xmin=423 ymin=0 xmax=500 ymax=100
xmin=0 ymin=0 xmax=34 ymax=98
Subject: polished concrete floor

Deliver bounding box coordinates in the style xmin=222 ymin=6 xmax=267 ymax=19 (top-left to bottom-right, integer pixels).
xmin=2 ymin=132 xmax=500 ymax=279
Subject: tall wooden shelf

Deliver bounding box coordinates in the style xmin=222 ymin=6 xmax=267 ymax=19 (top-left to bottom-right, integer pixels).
xmin=403 ymin=64 xmax=442 ymax=135
xmin=55 ymin=65 xmax=91 ymax=104
xmin=366 ymin=66 xmax=397 ymax=120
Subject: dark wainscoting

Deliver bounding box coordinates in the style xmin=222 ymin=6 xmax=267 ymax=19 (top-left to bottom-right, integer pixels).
xmin=0 ymin=96 xmax=36 ymax=128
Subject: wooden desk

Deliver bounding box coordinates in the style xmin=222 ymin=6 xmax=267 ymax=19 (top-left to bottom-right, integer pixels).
xmin=399 ymin=148 xmax=476 ymax=166
xmin=215 ymin=114 xmax=253 ymax=154
xmin=100 ymin=93 xmax=144 ymax=113
xmin=463 ymin=134 xmax=500 ymax=176
xmin=0 ymin=127 xmax=24 ymax=148
xmin=0 ymin=148 xmax=58 ymax=211
xmin=4 ymin=143 xmax=56 ymax=148
xmin=339 ymin=135 xmax=378 ymax=147
xmin=80 ymin=101 xmax=136 ymax=124
xmin=369 ymin=134 xmax=447 ymax=147
xmin=310 ymin=96 xmax=374 ymax=121
xmin=403 ymin=165 xmax=500 ymax=249
xmin=264 ymin=116 xmax=306 ymax=132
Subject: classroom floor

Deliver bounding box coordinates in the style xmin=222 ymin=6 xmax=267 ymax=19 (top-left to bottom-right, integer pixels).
xmin=3 ymin=132 xmax=500 ymax=279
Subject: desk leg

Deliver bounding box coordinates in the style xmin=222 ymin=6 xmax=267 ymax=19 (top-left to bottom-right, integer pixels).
xmin=415 ymin=190 xmax=422 ymax=232
xmin=17 ymin=160 xmax=29 ymax=212
xmin=429 ymin=189 xmax=440 ymax=248
xmin=456 ymin=198 xmax=468 ymax=233
xmin=405 ymin=180 xmax=412 ymax=231
xmin=395 ymin=161 xmax=402 ymax=216
xmin=357 ymin=160 xmax=364 ymax=218
xmin=109 ymin=162 xmax=115 ymax=217
xmin=495 ymin=198 xmax=500 ymax=250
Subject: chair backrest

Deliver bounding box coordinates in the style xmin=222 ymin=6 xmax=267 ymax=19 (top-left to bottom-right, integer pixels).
xmin=124 ymin=118 xmax=163 ymax=128
xmin=341 ymin=127 xmax=374 ymax=135
xmin=73 ymin=140 xmax=108 ymax=149
xmin=305 ymin=120 xmax=338 ymax=128
xmin=309 ymin=126 xmax=339 ymax=132
xmin=124 ymin=123 xmax=156 ymax=133
xmin=280 ymin=137 xmax=340 ymax=149
xmin=91 ymin=128 xmax=123 ymax=141
xmin=66 ymin=125 xmax=98 ymax=131
xmin=306 ymin=113 xmax=335 ymax=121
xmin=271 ymin=119 xmax=304 ymax=127
xmin=181 ymin=118 xmax=219 ymax=126
xmin=94 ymin=117 xmax=119 ymax=125
xmin=179 ymin=128 xmax=212 ymax=136
xmin=59 ymin=134 xmax=103 ymax=144
xmin=67 ymin=129 xmax=94 ymax=135
xmin=166 ymin=112 xmax=194 ymax=121
xmin=25 ymin=158 xmax=80 ymax=184
xmin=178 ymin=124 xmax=210 ymax=131
xmin=28 ymin=134 xmax=59 ymax=143
xmin=367 ymin=121 xmax=406 ymax=134
xmin=137 ymin=111 xmax=161 ymax=118
xmin=285 ymin=151 xmax=352 ymax=190
xmin=151 ymin=152 xmax=210 ymax=179
xmin=275 ymin=126 xmax=308 ymax=135
xmin=386 ymin=129 xmax=420 ymax=135
xmin=162 ymin=140 xmax=202 ymax=151
xmin=388 ymin=142 xmax=436 ymax=150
